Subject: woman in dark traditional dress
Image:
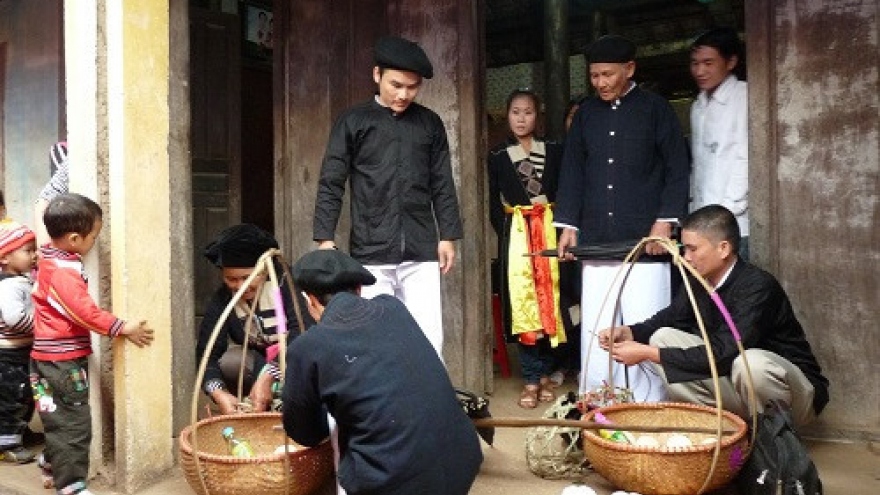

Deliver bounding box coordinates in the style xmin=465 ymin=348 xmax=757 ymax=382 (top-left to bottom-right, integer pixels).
xmin=488 ymin=89 xmax=568 ymax=408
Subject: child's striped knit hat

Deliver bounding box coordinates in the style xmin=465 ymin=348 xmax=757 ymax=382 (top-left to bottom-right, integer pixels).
xmin=0 ymin=221 xmax=36 ymax=257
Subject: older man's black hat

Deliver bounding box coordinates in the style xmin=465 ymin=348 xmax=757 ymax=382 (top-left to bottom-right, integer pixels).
xmin=374 ymin=35 xmax=434 ymax=79
xmin=586 ymin=35 xmax=637 ymax=64
xmin=203 ymin=223 xmax=278 ymax=268
xmin=292 ymin=249 xmax=376 ymax=294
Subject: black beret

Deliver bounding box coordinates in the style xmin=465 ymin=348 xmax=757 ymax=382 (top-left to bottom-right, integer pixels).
xmin=374 ymin=35 xmax=434 ymax=79
xmin=292 ymin=249 xmax=376 ymax=294
xmin=203 ymin=224 xmax=279 ymax=268
xmin=586 ymin=35 xmax=637 ymax=64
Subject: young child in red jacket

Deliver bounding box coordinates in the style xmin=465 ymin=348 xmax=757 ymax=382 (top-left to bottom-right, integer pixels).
xmin=31 ymin=193 xmax=154 ymax=495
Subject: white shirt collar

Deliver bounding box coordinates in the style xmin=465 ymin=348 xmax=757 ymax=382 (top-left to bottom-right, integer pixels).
xmin=714 ymin=259 xmax=738 ymax=289
xmin=699 ymin=74 xmax=738 ymax=106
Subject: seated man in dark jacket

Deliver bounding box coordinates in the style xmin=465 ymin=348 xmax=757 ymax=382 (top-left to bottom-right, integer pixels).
xmin=282 ymin=249 xmax=482 ymax=495
xmin=599 ymin=204 xmax=828 ymax=426
xmin=196 ymin=223 xmax=313 ymax=414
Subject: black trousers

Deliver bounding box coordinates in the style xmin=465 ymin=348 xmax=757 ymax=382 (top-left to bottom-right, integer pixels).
xmin=0 ymin=358 xmax=33 ymax=448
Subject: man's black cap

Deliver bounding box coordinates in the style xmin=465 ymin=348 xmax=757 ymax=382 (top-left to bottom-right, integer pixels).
xmin=203 ymin=223 xmax=278 ymax=268
xmin=586 ymin=35 xmax=637 ymax=64
xmin=292 ymin=249 xmax=376 ymax=294
xmin=374 ymin=35 xmax=434 ymax=79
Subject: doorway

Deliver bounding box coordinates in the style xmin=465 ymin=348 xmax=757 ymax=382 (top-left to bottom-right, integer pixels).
xmin=189 ymin=2 xmax=275 ymax=314
xmin=484 ymin=0 xmax=746 ymax=143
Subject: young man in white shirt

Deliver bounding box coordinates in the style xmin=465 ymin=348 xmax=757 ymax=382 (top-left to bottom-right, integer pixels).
xmin=689 ymin=27 xmax=750 ymax=259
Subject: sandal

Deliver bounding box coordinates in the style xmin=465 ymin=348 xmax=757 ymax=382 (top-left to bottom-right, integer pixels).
xmin=519 ymin=384 xmax=539 ymax=409
xmin=538 ymin=377 xmax=556 ymax=402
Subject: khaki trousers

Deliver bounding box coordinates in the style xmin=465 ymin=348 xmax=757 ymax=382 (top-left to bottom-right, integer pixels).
xmin=650 ymin=327 xmax=817 ymax=427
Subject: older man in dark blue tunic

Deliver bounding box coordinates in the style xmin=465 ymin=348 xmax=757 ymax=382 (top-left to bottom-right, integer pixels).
xmin=282 ymin=249 xmax=482 ymax=495
xmin=555 ymin=35 xmax=690 ymax=403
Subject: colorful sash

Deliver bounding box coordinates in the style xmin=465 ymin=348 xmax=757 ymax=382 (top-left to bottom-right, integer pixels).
xmin=506 ymin=203 xmax=565 ymax=347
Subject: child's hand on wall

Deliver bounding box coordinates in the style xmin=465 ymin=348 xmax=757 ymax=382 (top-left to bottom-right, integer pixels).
xmin=121 ymin=320 xmax=155 ymax=347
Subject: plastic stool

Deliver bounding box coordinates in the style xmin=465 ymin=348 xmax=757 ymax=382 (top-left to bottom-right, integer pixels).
xmin=492 ymin=293 xmax=511 ymax=377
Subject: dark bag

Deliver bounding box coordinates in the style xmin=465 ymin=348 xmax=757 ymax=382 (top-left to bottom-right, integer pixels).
xmin=455 ymin=388 xmax=494 ymax=446
xmin=736 ymin=400 xmax=823 ymax=495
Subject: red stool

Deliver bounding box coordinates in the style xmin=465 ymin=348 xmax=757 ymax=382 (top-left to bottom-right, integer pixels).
xmin=491 ymin=293 xmax=511 ymax=378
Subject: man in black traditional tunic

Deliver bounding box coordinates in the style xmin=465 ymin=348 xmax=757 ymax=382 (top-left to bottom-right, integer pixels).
xmin=313 ymin=35 xmax=463 ymax=361
xmin=555 ymin=35 xmax=690 ymax=403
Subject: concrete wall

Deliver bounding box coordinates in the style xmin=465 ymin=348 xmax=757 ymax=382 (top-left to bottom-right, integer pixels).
xmin=747 ymin=0 xmax=879 ymax=439
xmin=0 ymin=0 xmax=64 ymax=221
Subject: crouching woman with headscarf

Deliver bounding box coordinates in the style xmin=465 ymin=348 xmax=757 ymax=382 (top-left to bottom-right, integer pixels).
xmin=195 ymin=224 xmax=313 ymax=414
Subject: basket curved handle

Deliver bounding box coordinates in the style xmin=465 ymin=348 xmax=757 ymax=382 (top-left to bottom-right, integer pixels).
xmin=189 ymin=248 xmax=307 ymax=495
xmin=579 ymin=241 xmax=647 ymax=395
xmin=584 ymin=236 xmax=758 ymax=495
xmin=649 ymin=237 xmax=758 ymax=494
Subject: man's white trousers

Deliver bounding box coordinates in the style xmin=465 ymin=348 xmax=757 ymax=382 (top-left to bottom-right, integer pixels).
xmin=578 ymin=260 xmax=670 ymax=402
xmin=360 ymin=261 xmax=444 ymax=361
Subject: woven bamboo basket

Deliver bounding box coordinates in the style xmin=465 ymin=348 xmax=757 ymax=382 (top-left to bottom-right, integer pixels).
xmin=181 ymin=249 xmax=335 ymax=495
xmin=575 ymin=237 xmax=760 ymax=494
xmin=581 ymin=402 xmax=749 ymax=495
xmin=179 ymin=413 xmax=334 ymax=495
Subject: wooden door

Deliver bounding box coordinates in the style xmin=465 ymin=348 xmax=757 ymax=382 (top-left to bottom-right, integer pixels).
xmin=190 ymin=8 xmax=241 ymax=313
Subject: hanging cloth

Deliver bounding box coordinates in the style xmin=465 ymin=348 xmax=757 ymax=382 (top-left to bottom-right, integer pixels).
xmin=506 ymin=203 xmax=565 ymax=347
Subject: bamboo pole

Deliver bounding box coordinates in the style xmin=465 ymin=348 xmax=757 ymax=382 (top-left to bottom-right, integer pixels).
xmin=471 ymin=417 xmax=739 ymax=436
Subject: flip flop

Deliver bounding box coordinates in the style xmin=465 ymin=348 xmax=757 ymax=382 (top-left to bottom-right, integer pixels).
xmin=538 ymin=377 xmax=556 ymax=402
xmin=538 ymin=385 xmax=556 ymax=402
xmin=519 ymin=384 xmax=539 ymax=409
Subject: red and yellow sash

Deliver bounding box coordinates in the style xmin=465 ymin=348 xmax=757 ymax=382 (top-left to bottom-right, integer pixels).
xmin=505 ymin=203 xmax=566 ymax=347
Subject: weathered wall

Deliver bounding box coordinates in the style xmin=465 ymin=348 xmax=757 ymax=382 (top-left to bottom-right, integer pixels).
xmin=0 ymin=0 xmax=63 ymax=220
xmin=276 ymin=0 xmax=490 ymax=390
xmin=747 ymin=0 xmax=879 ymax=438
xmin=65 ymin=0 xmax=189 ymax=491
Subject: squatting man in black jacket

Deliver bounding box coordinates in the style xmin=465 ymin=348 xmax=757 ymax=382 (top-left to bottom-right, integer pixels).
xmin=598 ymin=205 xmax=828 ymax=426
xmin=312 ymin=35 xmax=463 ymax=362
xmin=282 ymin=249 xmax=482 ymax=495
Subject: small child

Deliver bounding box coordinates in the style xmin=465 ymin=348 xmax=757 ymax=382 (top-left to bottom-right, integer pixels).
xmin=31 ymin=193 xmax=154 ymax=495
xmin=0 ymin=221 xmax=38 ymax=463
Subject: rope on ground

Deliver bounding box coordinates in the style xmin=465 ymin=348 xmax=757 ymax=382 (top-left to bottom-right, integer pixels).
xmin=525 ymin=393 xmax=593 ymax=480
